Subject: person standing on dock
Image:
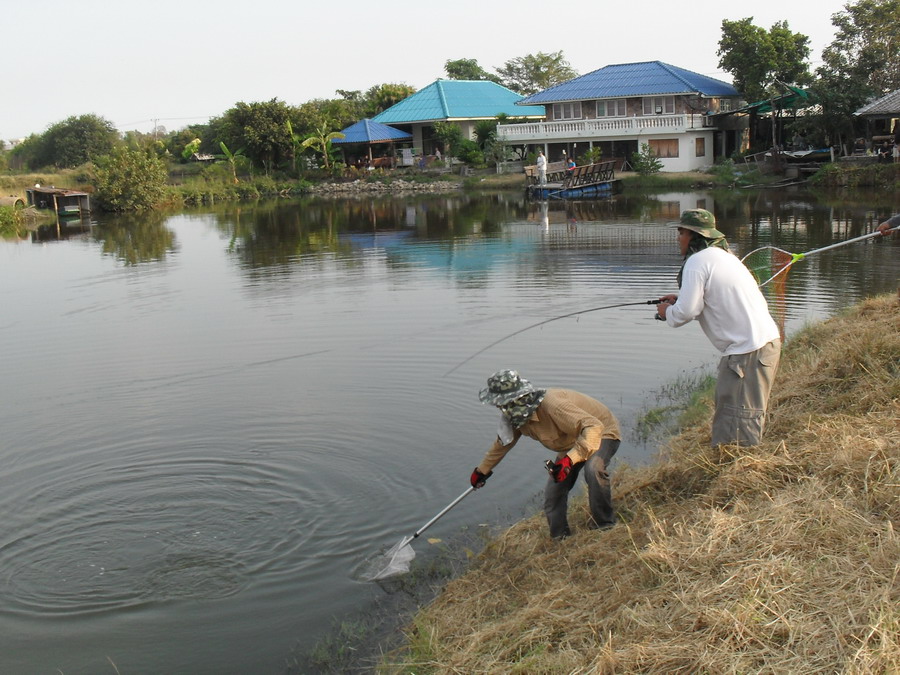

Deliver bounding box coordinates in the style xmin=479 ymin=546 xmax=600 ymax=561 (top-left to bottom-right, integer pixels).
xmin=536 ymin=150 xmax=547 ymax=185
xmin=655 ymin=209 xmax=782 ymax=447
xmin=469 ymin=370 xmax=621 ymax=539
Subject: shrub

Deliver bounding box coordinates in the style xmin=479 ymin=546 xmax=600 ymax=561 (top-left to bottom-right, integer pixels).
xmin=579 ymin=147 xmax=603 ymax=165
xmin=630 ymin=143 xmax=663 ymax=175
xmin=94 ymin=146 xmax=168 ymax=211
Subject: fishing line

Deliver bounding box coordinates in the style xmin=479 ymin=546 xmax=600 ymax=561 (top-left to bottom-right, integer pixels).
xmin=443 ymin=300 xmax=660 ymax=375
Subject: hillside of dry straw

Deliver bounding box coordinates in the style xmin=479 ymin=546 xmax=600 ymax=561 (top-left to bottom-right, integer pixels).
xmin=385 ymin=294 xmax=900 ymax=674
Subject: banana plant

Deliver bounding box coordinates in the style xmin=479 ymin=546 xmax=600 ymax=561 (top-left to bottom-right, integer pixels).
xmin=299 ymin=123 xmax=345 ymax=170
xmin=219 ymin=142 xmax=244 ymax=184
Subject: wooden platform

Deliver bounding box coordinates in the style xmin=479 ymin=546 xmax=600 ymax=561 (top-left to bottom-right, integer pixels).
xmin=526 ymin=160 xmax=619 ymax=199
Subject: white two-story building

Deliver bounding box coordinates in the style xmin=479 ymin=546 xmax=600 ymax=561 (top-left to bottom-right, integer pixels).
xmin=498 ymin=61 xmax=746 ymax=172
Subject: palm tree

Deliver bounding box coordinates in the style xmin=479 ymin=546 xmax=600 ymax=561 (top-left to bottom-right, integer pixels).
xmin=299 ymin=123 xmax=345 ymax=170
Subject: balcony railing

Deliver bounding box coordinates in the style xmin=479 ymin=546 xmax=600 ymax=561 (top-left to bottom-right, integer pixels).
xmin=497 ymin=114 xmax=712 ymax=142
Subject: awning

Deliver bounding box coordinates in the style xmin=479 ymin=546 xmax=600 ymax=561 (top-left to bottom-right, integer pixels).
xmin=730 ymin=85 xmax=815 ymax=115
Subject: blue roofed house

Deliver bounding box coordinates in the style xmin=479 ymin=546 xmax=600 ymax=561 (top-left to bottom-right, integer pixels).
xmin=372 ymin=79 xmax=545 ymax=163
xmin=497 ymin=61 xmax=745 ymax=172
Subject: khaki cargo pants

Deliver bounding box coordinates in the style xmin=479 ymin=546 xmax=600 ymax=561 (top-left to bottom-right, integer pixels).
xmin=712 ymin=339 xmax=781 ymax=447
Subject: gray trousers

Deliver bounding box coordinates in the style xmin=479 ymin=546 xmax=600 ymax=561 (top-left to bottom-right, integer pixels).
xmin=543 ymin=438 xmax=620 ymax=539
xmin=712 ymin=339 xmax=781 ymax=447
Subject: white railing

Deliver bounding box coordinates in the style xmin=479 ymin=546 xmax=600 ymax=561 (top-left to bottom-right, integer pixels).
xmin=497 ymin=114 xmax=711 ymax=142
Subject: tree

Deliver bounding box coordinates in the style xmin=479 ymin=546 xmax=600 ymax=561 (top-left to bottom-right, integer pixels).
xmin=299 ymin=123 xmax=345 ymax=170
xmin=444 ymin=58 xmax=501 ymax=83
xmin=94 ymin=146 xmax=168 ymax=211
xmin=815 ymin=0 xmax=900 ymax=149
xmin=18 ymin=114 xmax=119 ymax=169
xmin=631 ymin=143 xmax=663 ymax=176
xmin=432 ymin=122 xmax=464 ymax=159
xmin=820 ymin=0 xmax=900 ymax=95
xmin=182 ymin=138 xmax=202 ymax=161
xmin=495 ymin=51 xmax=577 ymax=95
xmin=473 ymin=120 xmax=498 ymax=150
xmin=293 ymin=98 xmax=360 ymax=139
xmin=363 ymin=83 xmax=416 ymax=116
xmin=212 ymin=99 xmax=294 ymax=174
xmin=717 ymin=18 xmax=811 ymax=103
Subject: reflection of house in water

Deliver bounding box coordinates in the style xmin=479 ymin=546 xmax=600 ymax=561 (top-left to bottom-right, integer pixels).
xmin=26 ymin=186 xmax=92 ymax=217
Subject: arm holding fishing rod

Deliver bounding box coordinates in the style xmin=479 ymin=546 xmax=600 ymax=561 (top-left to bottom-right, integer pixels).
xmin=876 ymin=215 xmax=900 ymax=237
xmin=655 ymin=294 xmax=677 ymax=321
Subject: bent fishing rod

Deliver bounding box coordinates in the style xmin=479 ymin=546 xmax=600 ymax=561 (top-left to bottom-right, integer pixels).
xmin=446 ymin=223 xmax=900 ymax=376
xmin=443 ymin=299 xmax=661 ymax=375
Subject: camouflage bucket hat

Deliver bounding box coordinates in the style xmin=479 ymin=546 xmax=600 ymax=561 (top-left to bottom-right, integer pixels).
xmin=478 ymin=370 xmax=535 ymax=406
xmin=669 ymin=209 xmax=726 ymax=239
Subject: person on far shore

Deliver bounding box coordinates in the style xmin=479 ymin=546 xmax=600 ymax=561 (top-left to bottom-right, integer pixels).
xmin=536 ymin=150 xmax=547 ymax=186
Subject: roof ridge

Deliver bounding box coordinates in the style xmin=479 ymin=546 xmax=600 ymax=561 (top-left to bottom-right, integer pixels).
xmin=434 ymin=81 xmax=451 ymax=118
xmin=656 ymin=61 xmax=697 ymax=92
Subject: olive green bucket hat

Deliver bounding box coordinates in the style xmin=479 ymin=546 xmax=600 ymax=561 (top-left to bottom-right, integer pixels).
xmin=478 ymin=370 xmax=535 ymax=406
xmin=669 ymin=209 xmax=726 ymax=239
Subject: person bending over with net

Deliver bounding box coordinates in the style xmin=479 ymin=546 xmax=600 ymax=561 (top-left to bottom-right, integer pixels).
xmin=469 ymin=370 xmax=621 ymax=539
xmin=656 ymin=209 xmax=781 ymax=447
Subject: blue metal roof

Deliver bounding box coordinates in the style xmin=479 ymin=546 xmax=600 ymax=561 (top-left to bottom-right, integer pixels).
xmin=372 ymin=80 xmax=545 ymax=124
xmin=332 ymin=119 xmax=412 ymax=144
xmin=518 ymin=61 xmax=739 ymax=105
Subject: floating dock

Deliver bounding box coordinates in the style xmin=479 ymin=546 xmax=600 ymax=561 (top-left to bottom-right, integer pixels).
xmin=526 ymin=160 xmax=620 ymax=199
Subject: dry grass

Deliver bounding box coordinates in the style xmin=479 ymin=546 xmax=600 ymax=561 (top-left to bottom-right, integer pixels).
xmin=382 ymin=295 xmax=900 ymax=674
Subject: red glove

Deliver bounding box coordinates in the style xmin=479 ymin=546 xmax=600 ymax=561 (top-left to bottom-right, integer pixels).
xmin=470 ymin=467 xmax=493 ymax=489
xmin=551 ymin=456 xmax=575 ymax=483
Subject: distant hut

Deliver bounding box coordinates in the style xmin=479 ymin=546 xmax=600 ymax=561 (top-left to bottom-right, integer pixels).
xmin=332 ymin=119 xmax=412 ymax=168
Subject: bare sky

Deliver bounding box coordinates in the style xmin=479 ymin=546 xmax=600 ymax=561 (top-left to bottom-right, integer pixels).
xmin=4 ymin=0 xmax=849 ymax=141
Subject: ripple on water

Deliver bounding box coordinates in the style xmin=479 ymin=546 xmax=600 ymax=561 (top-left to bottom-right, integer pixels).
xmin=0 ymin=452 xmax=311 ymax=617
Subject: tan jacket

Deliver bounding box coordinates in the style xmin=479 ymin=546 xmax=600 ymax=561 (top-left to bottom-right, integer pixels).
xmin=477 ymin=388 xmax=621 ymax=475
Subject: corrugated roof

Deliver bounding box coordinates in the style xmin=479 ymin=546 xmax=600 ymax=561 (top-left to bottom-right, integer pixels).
xmin=332 ymin=119 xmax=412 ymax=144
xmin=854 ymin=89 xmax=900 ymax=116
xmin=372 ymin=80 xmax=545 ymax=124
xmin=518 ymin=61 xmax=739 ymax=105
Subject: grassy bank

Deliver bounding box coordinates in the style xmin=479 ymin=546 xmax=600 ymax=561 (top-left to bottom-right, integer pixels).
xmin=382 ymin=294 xmax=900 ymax=673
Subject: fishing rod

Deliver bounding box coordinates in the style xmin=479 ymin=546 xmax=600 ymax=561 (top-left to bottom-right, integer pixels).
xmin=443 ymin=299 xmax=661 ymax=375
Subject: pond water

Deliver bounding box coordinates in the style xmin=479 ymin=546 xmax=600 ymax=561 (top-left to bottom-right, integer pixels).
xmin=1 ymin=189 xmax=898 ymax=674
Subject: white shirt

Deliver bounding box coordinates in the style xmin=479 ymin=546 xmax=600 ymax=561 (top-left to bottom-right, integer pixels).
xmin=667 ymin=247 xmax=780 ymax=355
xmin=536 ymin=154 xmax=546 ymax=170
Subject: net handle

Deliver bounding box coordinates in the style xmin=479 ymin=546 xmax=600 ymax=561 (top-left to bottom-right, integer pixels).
xmin=412 ymin=487 xmax=475 ymax=540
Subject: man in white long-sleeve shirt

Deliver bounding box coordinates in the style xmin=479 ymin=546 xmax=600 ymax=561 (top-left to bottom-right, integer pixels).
xmin=656 ymin=209 xmax=781 ymax=446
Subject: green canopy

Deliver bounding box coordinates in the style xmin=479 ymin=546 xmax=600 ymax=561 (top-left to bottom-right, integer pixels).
xmin=734 ymin=85 xmax=815 ymax=115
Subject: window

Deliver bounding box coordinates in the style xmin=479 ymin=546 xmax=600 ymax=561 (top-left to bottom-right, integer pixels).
xmin=552 ymin=102 xmax=582 ymax=120
xmin=649 ymin=139 xmax=679 ymax=158
xmin=695 ymin=138 xmax=706 ymax=157
xmin=596 ymin=99 xmax=626 ymax=117
xmin=643 ymin=96 xmax=675 ymax=115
